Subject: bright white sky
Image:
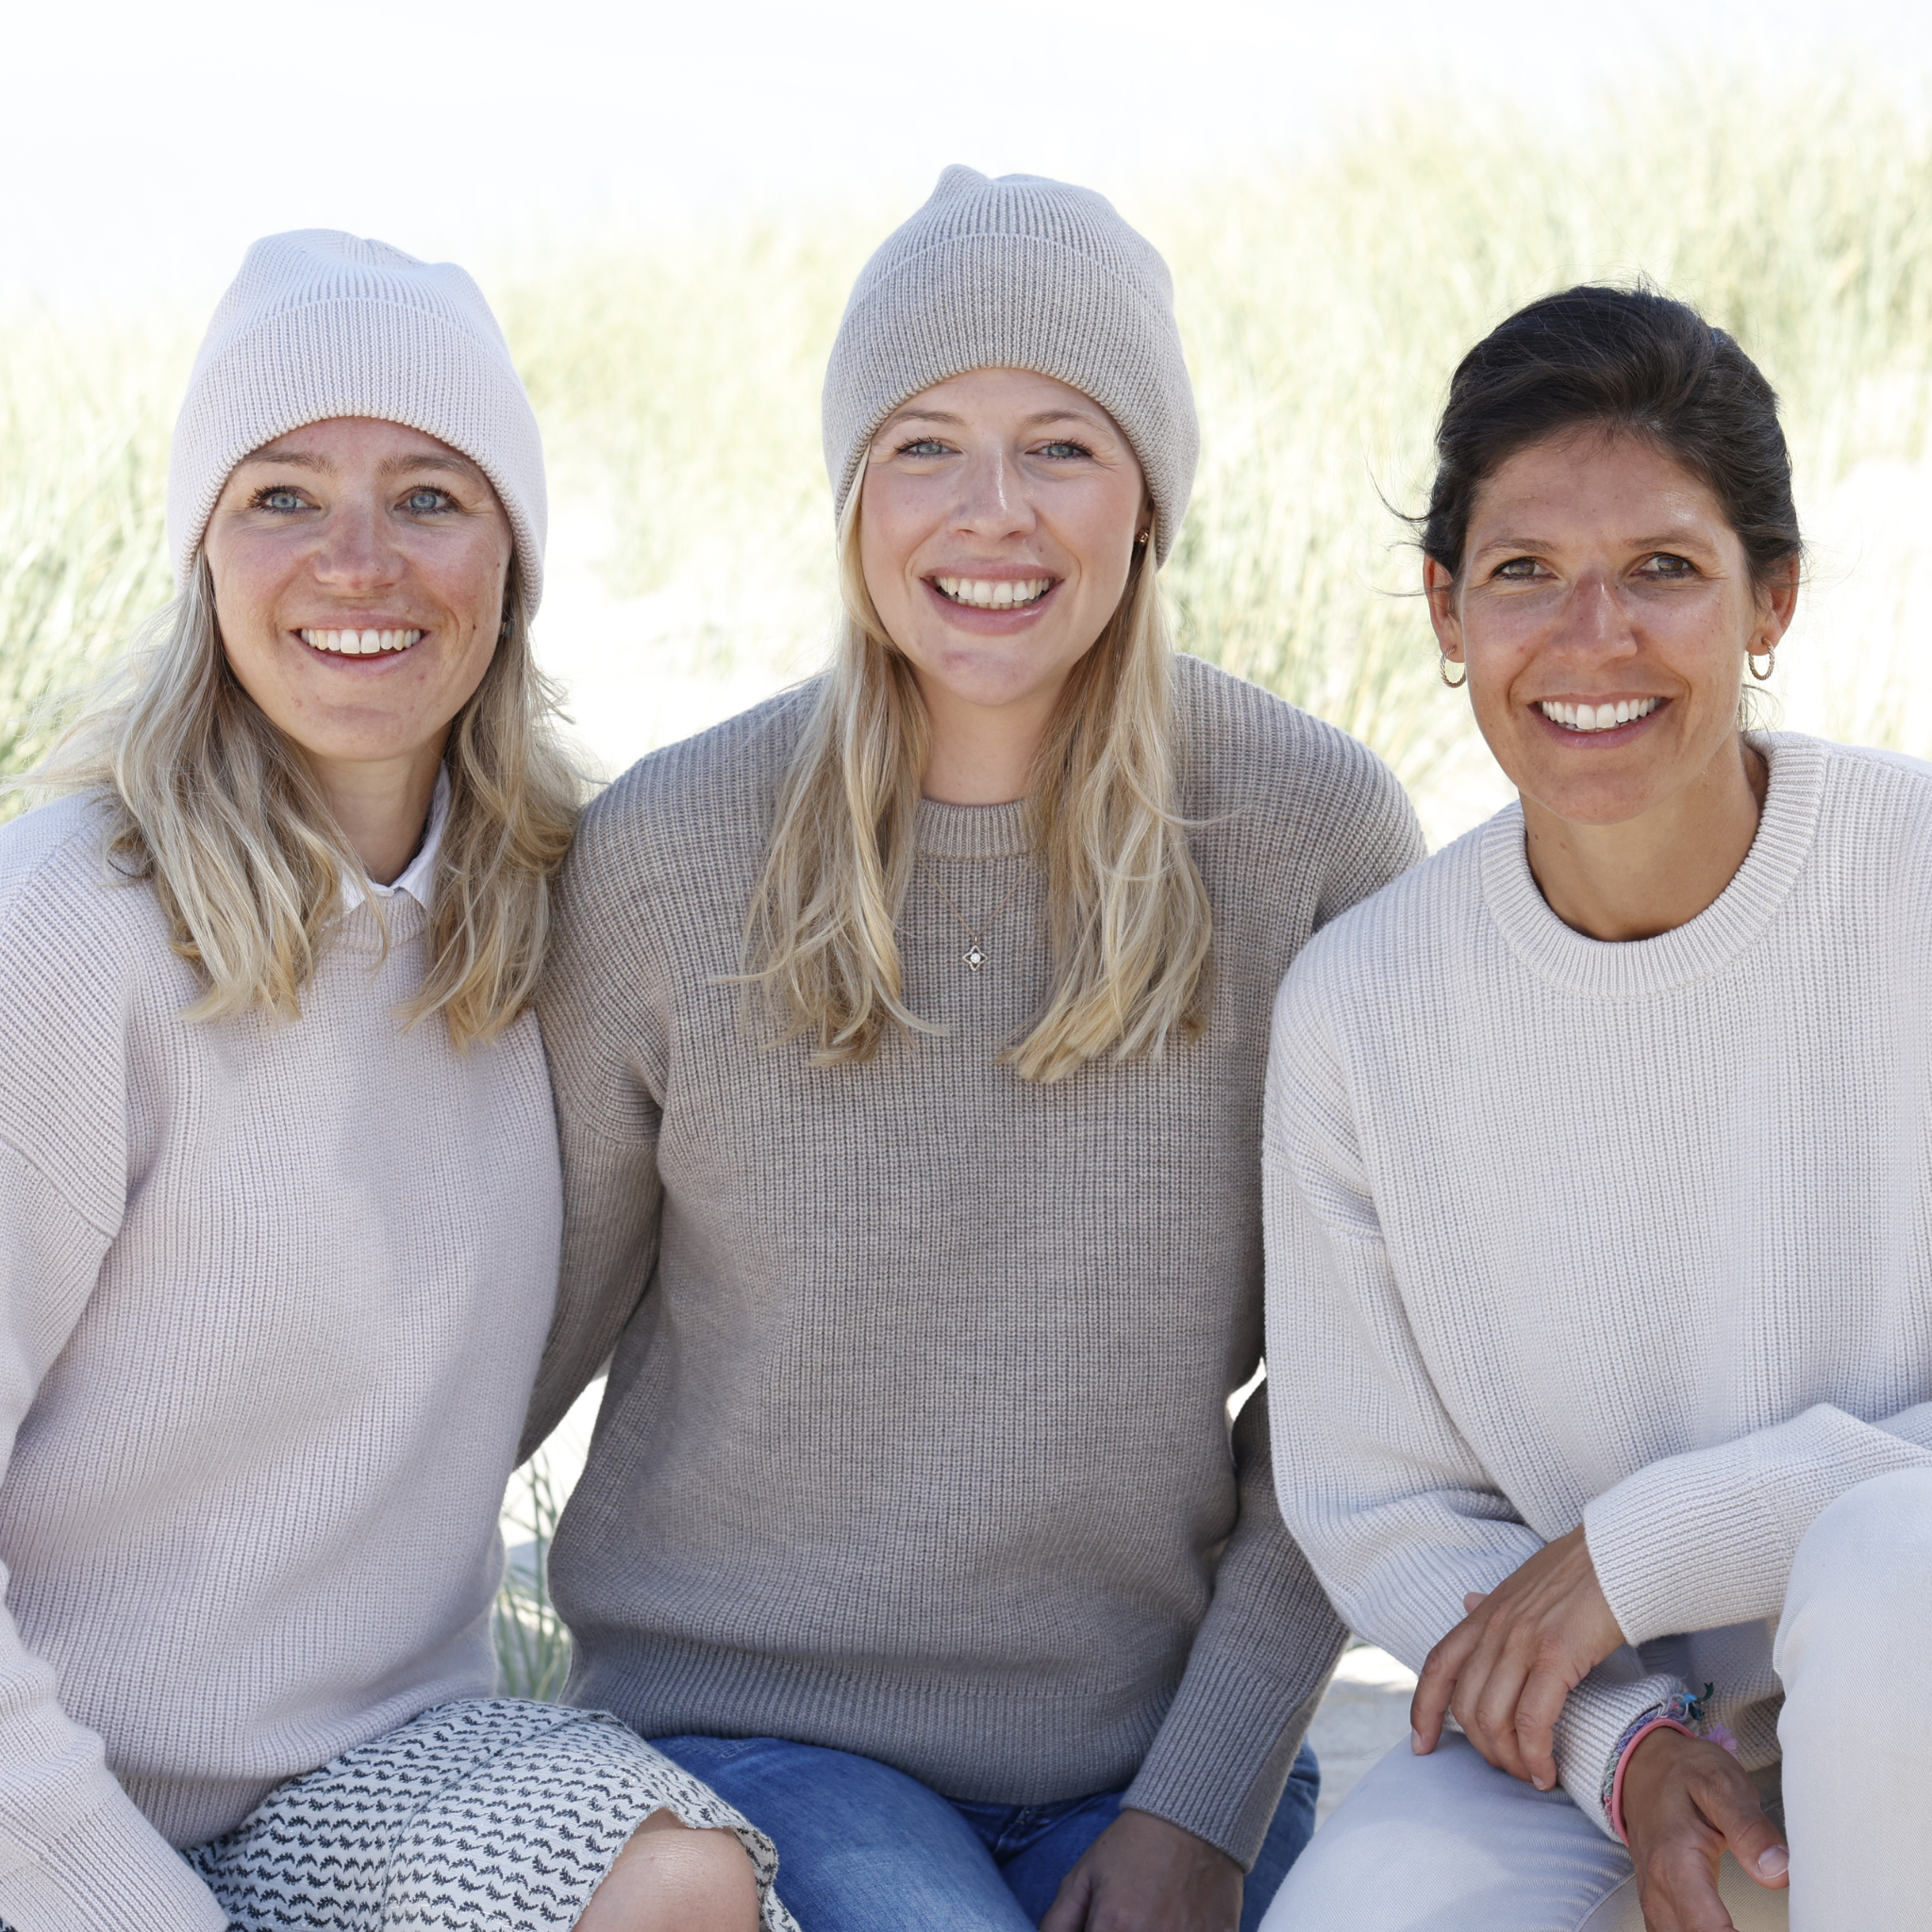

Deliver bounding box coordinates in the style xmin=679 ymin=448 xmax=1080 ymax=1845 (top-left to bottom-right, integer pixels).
xmin=5 ymin=0 xmax=1929 ymax=313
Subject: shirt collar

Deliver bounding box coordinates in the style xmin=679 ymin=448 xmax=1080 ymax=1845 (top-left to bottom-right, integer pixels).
xmin=344 ymin=765 xmax=451 ymax=914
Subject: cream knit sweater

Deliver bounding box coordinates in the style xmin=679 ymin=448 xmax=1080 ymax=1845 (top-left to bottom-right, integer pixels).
xmin=0 ymin=794 xmax=562 ymax=1931
xmin=1263 ymin=733 xmax=1932 ymax=1834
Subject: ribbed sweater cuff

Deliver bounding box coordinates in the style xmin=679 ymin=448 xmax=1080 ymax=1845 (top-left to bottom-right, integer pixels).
xmin=1121 ymin=1654 xmax=1334 ymax=1871
xmin=1583 ymin=1406 xmax=1932 ymax=1645
xmin=0 ymin=1793 xmax=228 ymax=1932
xmin=1553 ymin=1664 xmax=1688 ymax=1840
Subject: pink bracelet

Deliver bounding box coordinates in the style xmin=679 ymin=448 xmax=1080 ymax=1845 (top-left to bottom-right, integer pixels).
xmin=1607 ymin=1718 xmax=1694 ymax=1844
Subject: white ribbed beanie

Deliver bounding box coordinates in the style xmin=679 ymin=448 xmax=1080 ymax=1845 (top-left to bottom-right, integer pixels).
xmin=168 ymin=230 xmax=548 ymax=608
xmin=823 ymin=167 xmax=1198 ymax=563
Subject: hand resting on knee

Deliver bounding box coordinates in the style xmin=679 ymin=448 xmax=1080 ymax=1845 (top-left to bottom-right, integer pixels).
xmin=1619 ymin=1729 xmax=1788 ymax=1932
xmin=575 ymin=1808 xmax=760 ymax=1932
xmin=1040 ymin=1807 xmax=1243 ymax=1932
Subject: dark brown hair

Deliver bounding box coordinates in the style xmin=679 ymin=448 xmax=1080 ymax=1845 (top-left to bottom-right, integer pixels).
xmin=1422 ymin=284 xmax=1802 ymax=590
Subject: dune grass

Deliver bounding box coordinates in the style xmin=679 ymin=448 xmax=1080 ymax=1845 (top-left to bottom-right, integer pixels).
xmin=7 ymin=79 xmax=1932 ymax=841
xmin=2 ymin=75 xmax=1931 ymax=1674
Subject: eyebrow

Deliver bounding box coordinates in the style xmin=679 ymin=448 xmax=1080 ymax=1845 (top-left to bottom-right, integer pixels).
xmin=235 ymin=447 xmax=484 ymax=482
xmin=1473 ymin=525 xmax=1714 ymax=556
xmin=876 ymin=405 xmax=1113 ymax=437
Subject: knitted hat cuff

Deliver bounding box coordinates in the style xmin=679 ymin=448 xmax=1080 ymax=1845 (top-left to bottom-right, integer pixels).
xmin=170 ymin=233 xmax=547 ymax=610
xmin=823 ymin=170 xmax=1199 ymax=564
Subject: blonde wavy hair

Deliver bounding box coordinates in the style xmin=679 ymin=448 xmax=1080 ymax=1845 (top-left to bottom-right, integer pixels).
xmin=25 ymin=550 xmax=582 ymax=1047
xmin=742 ymin=489 xmax=1213 ymax=1084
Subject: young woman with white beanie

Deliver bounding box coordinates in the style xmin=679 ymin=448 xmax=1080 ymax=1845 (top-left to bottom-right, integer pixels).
xmin=1261 ymin=286 xmax=1932 ymax=1931
xmin=531 ymin=167 xmax=1424 ymax=1932
xmin=0 ymin=230 xmax=793 ymax=1932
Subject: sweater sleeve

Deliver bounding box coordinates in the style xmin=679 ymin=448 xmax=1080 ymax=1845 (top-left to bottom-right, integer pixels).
xmin=520 ymin=834 xmax=668 ymax=1463
xmin=1120 ymin=745 xmax=1421 ymax=1866
xmin=1584 ymin=1401 xmax=1932 ymax=1647
xmin=1261 ymin=978 xmax=1680 ymax=1837
xmin=0 ymin=1150 xmax=229 ymax=1932
xmin=1122 ymin=1383 xmax=1349 ymax=1869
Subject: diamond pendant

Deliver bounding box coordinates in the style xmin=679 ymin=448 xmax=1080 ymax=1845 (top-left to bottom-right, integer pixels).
xmin=963 ymin=944 xmax=986 ymax=973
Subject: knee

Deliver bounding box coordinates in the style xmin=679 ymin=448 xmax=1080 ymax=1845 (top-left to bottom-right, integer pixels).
xmin=575 ymin=1812 xmax=760 ymax=1932
xmin=1778 ymin=1469 xmax=1932 ymax=1680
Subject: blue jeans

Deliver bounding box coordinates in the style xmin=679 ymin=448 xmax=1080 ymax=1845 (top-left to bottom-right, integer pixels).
xmin=654 ymin=1733 xmax=1320 ymax=1931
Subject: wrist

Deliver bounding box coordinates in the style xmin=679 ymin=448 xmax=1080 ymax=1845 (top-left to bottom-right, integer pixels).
xmin=1603 ymin=1683 xmax=1741 ymax=1843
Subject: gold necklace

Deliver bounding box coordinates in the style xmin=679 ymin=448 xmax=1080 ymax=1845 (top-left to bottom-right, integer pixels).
xmin=918 ymin=853 xmax=1026 ymax=974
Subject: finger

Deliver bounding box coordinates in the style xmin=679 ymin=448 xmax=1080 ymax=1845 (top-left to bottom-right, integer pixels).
xmin=1512 ymin=1660 xmax=1574 ymax=1792
xmin=1463 ymin=1591 xmax=1489 ymax=1612
xmin=1696 ymin=1768 xmax=1790 ymax=1891
xmin=1465 ymin=1640 xmax=1537 ymax=1782
xmin=1410 ymin=1614 xmax=1484 ymax=1751
xmin=1641 ymin=1836 xmax=1736 ymax=1932
xmin=1037 ymin=1867 xmax=1093 ymax=1932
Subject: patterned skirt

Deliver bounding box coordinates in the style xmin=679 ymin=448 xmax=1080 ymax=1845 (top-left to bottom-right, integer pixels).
xmin=185 ymin=1698 xmax=798 ymax=1931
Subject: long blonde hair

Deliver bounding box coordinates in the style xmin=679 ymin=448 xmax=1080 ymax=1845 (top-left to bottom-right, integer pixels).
xmin=742 ymin=491 xmax=1212 ymax=1084
xmin=25 ymin=551 xmax=582 ymax=1047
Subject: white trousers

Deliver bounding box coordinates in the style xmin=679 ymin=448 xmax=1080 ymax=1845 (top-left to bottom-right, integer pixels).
xmin=1261 ymin=1469 xmax=1932 ymax=1931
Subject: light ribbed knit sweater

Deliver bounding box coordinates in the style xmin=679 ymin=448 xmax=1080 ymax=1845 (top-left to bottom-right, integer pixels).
xmin=530 ymin=654 xmax=1424 ymax=1868
xmin=1262 ymin=733 xmax=1932 ymax=1835
xmin=0 ymin=793 xmax=562 ymax=1931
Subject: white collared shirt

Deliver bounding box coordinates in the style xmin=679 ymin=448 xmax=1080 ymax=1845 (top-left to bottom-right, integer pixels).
xmin=344 ymin=765 xmax=451 ymax=913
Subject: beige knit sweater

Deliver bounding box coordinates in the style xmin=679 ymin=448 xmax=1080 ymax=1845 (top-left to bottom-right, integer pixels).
xmin=0 ymin=794 xmax=562 ymax=1932
xmin=531 ymin=655 xmax=1424 ymax=1868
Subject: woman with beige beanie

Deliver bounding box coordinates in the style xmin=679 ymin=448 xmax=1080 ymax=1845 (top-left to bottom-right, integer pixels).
xmin=0 ymin=231 xmax=793 ymax=1932
xmin=533 ymin=168 xmax=1424 ymax=1932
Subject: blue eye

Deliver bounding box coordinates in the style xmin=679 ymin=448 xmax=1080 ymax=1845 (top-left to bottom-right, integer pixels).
xmin=895 ymin=439 xmax=949 ymax=458
xmin=1039 ymin=440 xmax=1094 ymax=459
xmin=252 ymin=487 xmax=308 ymax=514
xmin=404 ymin=487 xmax=455 ymax=514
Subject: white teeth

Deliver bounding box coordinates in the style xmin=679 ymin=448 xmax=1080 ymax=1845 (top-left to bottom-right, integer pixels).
xmin=298 ymin=628 xmax=424 ymax=655
xmin=933 ymin=576 xmax=1055 ymax=609
xmin=1538 ymin=697 xmax=1659 ymax=733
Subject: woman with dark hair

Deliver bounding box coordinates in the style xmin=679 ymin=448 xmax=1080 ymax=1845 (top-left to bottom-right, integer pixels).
xmin=1259 ymin=285 xmax=1930 ymax=1931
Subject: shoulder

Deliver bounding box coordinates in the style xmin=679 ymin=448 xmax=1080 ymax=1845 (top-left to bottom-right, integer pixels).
xmin=1170 ymin=655 xmax=1425 ymax=918
xmin=1803 ymin=733 xmax=1932 ymax=819
xmin=0 ymin=791 xmax=160 ymax=954
xmin=1275 ymin=813 xmax=1494 ymax=1032
xmin=565 ymin=685 xmax=814 ymax=900
xmin=1173 ymin=654 xmax=1403 ymax=811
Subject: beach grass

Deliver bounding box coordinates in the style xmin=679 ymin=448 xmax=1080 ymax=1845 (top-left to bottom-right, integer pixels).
xmin=0 ymin=78 xmax=1929 ymax=1671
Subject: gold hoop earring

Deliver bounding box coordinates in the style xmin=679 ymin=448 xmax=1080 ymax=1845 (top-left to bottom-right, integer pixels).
xmin=1748 ymin=643 xmax=1776 ymax=681
xmin=1440 ymin=652 xmax=1467 ymax=690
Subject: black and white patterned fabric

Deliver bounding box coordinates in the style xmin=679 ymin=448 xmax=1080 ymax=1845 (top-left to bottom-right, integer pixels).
xmin=184 ymin=1698 xmax=798 ymax=1931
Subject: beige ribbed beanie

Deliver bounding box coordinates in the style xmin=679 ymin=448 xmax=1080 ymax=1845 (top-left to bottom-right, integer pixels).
xmin=823 ymin=166 xmax=1197 ymax=563
xmin=169 ymin=230 xmax=547 ymax=608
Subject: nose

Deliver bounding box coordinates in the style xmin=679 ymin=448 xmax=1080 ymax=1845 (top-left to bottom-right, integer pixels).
xmin=950 ymin=447 xmax=1035 ymax=541
xmin=1552 ymin=569 xmax=1639 ymax=662
xmin=310 ymin=491 xmax=407 ymax=591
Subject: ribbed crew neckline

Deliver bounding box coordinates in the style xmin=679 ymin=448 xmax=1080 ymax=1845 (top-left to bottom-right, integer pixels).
xmin=1479 ymin=732 xmax=1826 ymax=998
xmin=916 ymin=795 xmax=1032 ymax=859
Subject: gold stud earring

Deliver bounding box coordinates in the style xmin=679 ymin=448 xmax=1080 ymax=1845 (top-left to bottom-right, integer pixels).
xmin=1136 ymin=529 xmax=1150 ymax=545
xmin=1440 ymin=652 xmax=1467 ymax=690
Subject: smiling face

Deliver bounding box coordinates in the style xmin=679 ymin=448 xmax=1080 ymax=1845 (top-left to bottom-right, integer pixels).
xmin=1427 ymin=428 xmax=1797 ymax=828
xmin=201 ymin=417 xmax=513 ymax=786
xmin=858 ymin=368 xmax=1150 ymax=732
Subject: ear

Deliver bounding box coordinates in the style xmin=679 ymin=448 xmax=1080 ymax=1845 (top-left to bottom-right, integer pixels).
xmin=1424 ymin=557 xmax=1464 ymax=662
xmin=1755 ymin=554 xmax=1800 ymax=647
